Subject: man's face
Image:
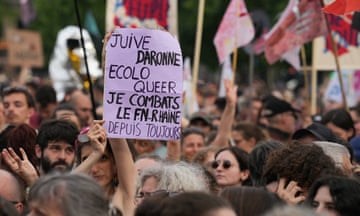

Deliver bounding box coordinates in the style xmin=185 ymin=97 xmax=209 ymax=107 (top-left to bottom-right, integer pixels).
xmin=281 ymin=111 xmax=297 ymax=134
xmin=41 ymin=141 xmax=75 ymax=174
xmin=75 ymin=95 xmax=93 ymax=127
xmin=38 ymin=103 xmax=57 ymax=122
xmin=3 ymin=93 xmax=34 ymax=125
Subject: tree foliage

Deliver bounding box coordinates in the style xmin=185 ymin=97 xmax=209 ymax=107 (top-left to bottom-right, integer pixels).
xmin=1 ymin=0 xmax=289 ymax=79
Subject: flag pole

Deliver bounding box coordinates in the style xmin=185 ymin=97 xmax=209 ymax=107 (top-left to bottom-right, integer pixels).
xmin=322 ymin=1 xmax=348 ymax=109
xmin=232 ymin=48 xmax=238 ymax=83
xmin=232 ymin=0 xmax=240 ymax=84
xmin=191 ymin=0 xmax=206 ymax=114
xmin=311 ymin=36 xmax=320 ymax=115
xmin=326 ymin=22 xmax=348 ymax=109
xmin=301 ymin=46 xmax=311 ymax=116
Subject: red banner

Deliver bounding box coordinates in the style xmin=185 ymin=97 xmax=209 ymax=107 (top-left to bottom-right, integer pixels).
xmin=106 ymin=0 xmax=178 ymax=36
xmin=323 ymin=0 xmax=360 ymax=15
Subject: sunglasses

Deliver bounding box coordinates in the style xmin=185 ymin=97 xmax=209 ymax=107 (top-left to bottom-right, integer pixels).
xmin=211 ymin=160 xmax=232 ymax=169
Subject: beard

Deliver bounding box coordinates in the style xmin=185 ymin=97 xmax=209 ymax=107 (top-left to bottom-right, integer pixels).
xmin=41 ymin=155 xmax=73 ymax=174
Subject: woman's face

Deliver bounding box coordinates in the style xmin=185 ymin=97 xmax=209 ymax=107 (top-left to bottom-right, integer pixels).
xmin=311 ymin=185 xmax=339 ymax=216
xmin=213 ymin=150 xmax=248 ymax=187
xmin=181 ymin=134 xmax=205 ymax=162
xmin=231 ymin=130 xmax=255 ymax=153
xmin=80 ymin=145 xmax=116 ymax=189
xmin=326 ymin=122 xmax=353 ymax=141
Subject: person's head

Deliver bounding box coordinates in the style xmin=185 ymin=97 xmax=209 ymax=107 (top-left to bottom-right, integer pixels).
xmin=189 ymin=112 xmax=213 ymax=136
xmin=306 ymin=176 xmax=360 ymax=216
xmin=136 ymin=161 xmax=209 ymax=205
xmin=69 ymin=91 xmax=93 ymax=127
xmin=292 ymin=122 xmax=339 ymax=144
xmin=35 ymin=85 xmax=58 ymax=122
xmin=181 ymin=127 xmax=206 ymax=162
xmin=2 ymin=86 xmax=35 ymax=125
xmin=0 ymin=102 xmax=6 ymax=129
xmin=263 ymin=142 xmax=341 ymax=193
xmin=313 ymin=141 xmax=352 ymax=171
xmin=220 ymin=186 xmax=283 ymax=216
xmin=192 ymin=146 xmax=218 ymax=170
xmin=133 ymin=139 xmax=156 ymax=156
xmin=263 ymin=205 xmax=321 ymax=216
xmin=213 ymin=147 xmax=250 ymax=187
xmin=0 ymin=195 xmax=20 ymax=216
xmin=76 ymin=126 xmax=117 ymax=197
xmin=53 ymin=103 xmax=81 ymax=130
xmin=36 ymin=119 xmax=79 ymax=174
xmin=250 ymin=98 xmax=263 ymax=123
xmin=248 ymin=140 xmax=284 ymax=187
xmin=231 ymin=123 xmax=267 ymax=153
xmin=350 ymin=104 xmax=360 ymax=136
xmin=27 ymin=173 xmax=110 ymax=216
xmin=7 ymin=124 xmax=38 ymax=168
xmin=135 ymin=154 xmax=162 ymax=176
xmin=321 ymin=108 xmax=355 ymax=141
xmin=0 ymin=169 xmax=24 ymax=213
xmin=135 ymin=192 xmax=236 ymax=216
xmin=93 ymin=77 xmax=104 ymax=105
xmin=261 ymin=95 xmax=298 ymax=134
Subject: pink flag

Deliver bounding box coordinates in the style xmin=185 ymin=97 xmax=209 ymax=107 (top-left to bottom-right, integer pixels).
xmin=214 ymin=0 xmax=254 ymax=64
xmin=265 ymin=0 xmax=328 ymax=65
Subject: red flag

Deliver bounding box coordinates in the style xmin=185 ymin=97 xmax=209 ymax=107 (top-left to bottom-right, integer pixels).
xmin=214 ymin=0 xmax=254 ymax=63
xmin=323 ymin=0 xmax=360 ymax=15
xmin=106 ymin=0 xmax=178 ymax=36
xmin=265 ymin=0 xmax=328 ymax=65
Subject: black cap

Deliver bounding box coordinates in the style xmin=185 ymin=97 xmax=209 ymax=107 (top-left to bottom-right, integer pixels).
xmin=261 ymin=95 xmax=299 ymax=118
xmin=292 ymin=123 xmax=338 ymax=142
xmin=189 ymin=112 xmax=212 ymax=126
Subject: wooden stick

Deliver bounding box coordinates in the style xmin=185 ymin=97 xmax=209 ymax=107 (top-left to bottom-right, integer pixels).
xmin=232 ymin=48 xmax=238 ymax=84
xmin=301 ymin=46 xmax=311 ymax=115
xmin=323 ymin=2 xmax=348 ymax=109
xmin=191 ymin=0 xmax=206 ymax=114
xmin=311 ymin=39 xmax=318 ymax=115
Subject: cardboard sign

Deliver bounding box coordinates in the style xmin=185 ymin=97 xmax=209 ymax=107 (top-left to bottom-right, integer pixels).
xmin=5 ymin=29 xmax=44 ymax=67
xmin=103 ymin=28 xmax=183 ymax=140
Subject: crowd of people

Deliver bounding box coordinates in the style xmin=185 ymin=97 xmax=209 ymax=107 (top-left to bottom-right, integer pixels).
xmin=0 ymin=37 xmax=360 ymax=216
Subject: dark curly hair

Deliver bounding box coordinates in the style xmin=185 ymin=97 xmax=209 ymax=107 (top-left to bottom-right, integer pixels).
xmin=263 ymin=142 xmax=341 ymax=191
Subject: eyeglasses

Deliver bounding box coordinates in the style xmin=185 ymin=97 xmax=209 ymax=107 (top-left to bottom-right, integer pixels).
xmin=211 ymin=160 xmax=232 ymax=169
xmin=135 ymin=190 xmax=179 ymax=199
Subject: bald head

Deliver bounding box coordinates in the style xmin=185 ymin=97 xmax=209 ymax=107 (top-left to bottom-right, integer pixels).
xmin=0 ymin=169 xmax=24 ymax=212
xmin=69 ymin=91 xmax=93 ymax=127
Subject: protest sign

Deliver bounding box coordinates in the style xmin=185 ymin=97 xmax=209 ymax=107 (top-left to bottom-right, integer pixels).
xmin=5 ymin=29 xmax=44 ymax=67
xmin=324 ymin=70 xmax=360 ymax=107
xmin=103 ymin=28 xmax=183 ymax=140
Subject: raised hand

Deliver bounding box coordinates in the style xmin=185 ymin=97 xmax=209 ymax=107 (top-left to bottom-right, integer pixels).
xmin=87 ymin=120 xmax=107 ymax=153
xmin=276 ymin=178 xmax=306 ymax=205
xmin=2 ymin=147 xmax=38 ymax=186
xmin=224 ymin=79 xmax=238 ymax=106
